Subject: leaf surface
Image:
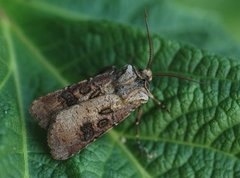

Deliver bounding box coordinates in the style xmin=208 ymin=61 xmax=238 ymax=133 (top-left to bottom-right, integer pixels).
xmin=0 ymin=1 xmax=240 ymax=178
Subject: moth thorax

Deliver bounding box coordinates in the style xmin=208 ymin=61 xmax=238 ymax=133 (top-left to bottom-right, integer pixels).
xmin=142 ymin=69 xmax=152 ymax=81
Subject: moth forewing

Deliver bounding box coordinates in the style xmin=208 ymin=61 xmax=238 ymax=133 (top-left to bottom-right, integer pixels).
xmin=29 ymin=68 xmax=116 ymax=129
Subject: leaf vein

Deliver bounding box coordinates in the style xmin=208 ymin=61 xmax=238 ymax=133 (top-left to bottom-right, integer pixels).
xmin=3 ymin=19 xmax=29 ymax=178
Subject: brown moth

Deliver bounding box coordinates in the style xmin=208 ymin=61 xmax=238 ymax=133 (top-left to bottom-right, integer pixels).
xmin=30 ymin=64 xmax=153 ymax=160
xmin=29 ymin=12 xmax=193 ymax=160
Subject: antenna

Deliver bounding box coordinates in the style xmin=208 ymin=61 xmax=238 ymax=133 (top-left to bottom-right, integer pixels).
xmin=154 ymin=73 xmax=202 ymax=83
xmin=144 ymin=10 xmax=202 ymax=84
xmin=144 ymin=9 xmax=153 ymax=69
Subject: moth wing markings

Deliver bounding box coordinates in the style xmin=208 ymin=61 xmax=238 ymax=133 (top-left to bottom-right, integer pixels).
xmin=30 ymin=69 xmax=115 ymax=129
xmin=47 ymin=92 xmax=145 ymax=160
xmin=47 ymin=94 xmax=122 ymax=160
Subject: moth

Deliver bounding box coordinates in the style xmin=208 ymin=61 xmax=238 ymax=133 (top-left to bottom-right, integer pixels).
xmin=29 ymin=12 xmax=195 ymax=160
xmin=30 ymin=64 xmax=154 ymax=160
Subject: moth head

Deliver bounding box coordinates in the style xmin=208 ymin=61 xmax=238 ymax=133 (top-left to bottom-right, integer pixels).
xmin=141 ymin=68 xmax=152 ymax=81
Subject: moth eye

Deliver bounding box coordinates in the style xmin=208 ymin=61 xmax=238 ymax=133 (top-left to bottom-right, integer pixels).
xmin=79 ymin=84 xmax=91 ymax=95
xmin=80 ymin=122 xmax=94 ymax=142
xmin=97 ymin=118 xmax=109 ymax=128
xmin=60 ymin=91 xmax=78 ymax=106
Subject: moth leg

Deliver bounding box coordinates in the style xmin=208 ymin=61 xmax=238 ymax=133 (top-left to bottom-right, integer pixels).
xmin=135 ymin=107 xmax=143 ymax=147
xmin=135 ymin=107 xmax=143 ymax=142
xmin=134 ymin=107 xmax=149 ymax=156
xmin=149 ymin=94 xmax=169 ymax=112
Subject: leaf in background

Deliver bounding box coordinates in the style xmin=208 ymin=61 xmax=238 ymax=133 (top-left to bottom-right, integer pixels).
xmin=0 ymin=0 xmax=240 ymax=178
xmin=7 ymin=0 xmax=240 ymax=56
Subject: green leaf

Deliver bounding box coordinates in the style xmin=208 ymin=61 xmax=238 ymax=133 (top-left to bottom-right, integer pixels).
xmin=1 ymin=0 xmax=240 ymax=178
